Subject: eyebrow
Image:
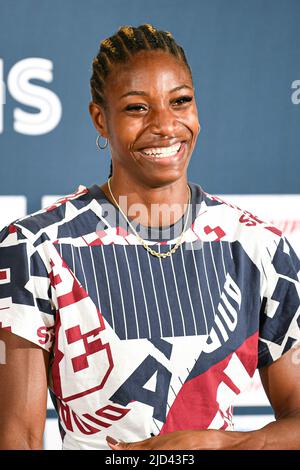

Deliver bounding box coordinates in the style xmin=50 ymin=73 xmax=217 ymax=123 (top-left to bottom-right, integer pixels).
xmin=170 ymin=84 xmax=193 ymax=93
xmin=120 ymin=84 xmax=193 ymax=99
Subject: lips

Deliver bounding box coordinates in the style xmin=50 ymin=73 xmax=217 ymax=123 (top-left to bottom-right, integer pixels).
xmin=136 ymin=139 xmax=187 ymax=161
xmin=141 ymin=142 xmax=181 ymax=158
xmin=135 ymin=141 xmax=187 ymax=165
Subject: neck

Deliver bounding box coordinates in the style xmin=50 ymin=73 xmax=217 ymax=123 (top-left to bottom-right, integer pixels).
xmin=101 ymin=174 xmax=190 ymax=228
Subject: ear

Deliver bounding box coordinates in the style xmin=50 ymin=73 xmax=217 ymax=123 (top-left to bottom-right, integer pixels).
xmin=89 ymin=101 xmax=109 ymax=138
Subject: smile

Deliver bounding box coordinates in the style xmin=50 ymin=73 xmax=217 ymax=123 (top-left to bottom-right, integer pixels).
xmin=140 ymin=142 xmax=182 ymax=159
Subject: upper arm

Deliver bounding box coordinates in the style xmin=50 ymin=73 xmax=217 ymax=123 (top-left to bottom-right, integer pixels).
xmin=259 ymin=343 xmax=300 ymax=420
xmin=0 ymin=329 xmax=49 ymax=449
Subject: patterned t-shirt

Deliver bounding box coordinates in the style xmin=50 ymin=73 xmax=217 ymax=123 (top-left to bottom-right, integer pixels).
xmin=0 ymin=182 xmax=300 ymax=450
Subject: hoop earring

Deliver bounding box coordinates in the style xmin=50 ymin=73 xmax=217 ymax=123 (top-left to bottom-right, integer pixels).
xmin=96 ymin=134 xmax=108 ymax=150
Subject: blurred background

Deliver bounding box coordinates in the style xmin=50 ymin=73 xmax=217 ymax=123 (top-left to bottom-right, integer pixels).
xmin=0 ymin=0 xmax=299 ymax=449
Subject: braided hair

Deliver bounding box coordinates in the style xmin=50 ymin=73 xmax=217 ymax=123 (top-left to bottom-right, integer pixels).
xmin=90 ymin=24 xmax=192 ymax=178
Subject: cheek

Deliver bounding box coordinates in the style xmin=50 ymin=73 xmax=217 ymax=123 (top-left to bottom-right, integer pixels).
xmin=108 ymin=116 xmax=143 ymax=149
xmin=178 ymin=103 xmax=199 ymax=132
xmin=190 ymin=107 xmax=200 ymax=135
xmin=190 ymin=105 xmax=200 ymax=126
xmin=184 ymin=113 xmax=200 ymax=138
xmin=106 ymin=119 xmax=128 ymax=149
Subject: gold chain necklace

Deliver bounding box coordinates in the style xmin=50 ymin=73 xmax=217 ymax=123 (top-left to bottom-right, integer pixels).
xmin=107 ymin=177 xmax=191 ymax=259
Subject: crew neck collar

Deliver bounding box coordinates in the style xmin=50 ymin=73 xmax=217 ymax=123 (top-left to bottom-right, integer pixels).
xmin=88 ymin=182 xmax=203 ymax=243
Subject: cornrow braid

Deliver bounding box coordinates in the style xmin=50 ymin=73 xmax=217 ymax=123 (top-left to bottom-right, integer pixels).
xmin=90 ymin=24 xmax=192 ymax=179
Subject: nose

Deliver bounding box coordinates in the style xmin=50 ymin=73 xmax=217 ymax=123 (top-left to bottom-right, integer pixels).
xmin=148 ymin=107 xmax=178 ymax=136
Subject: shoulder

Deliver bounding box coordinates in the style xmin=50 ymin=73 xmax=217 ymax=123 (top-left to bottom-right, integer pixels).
xmin=199 ymin=187 xmax=281 ymax=240
xmin=189 ymin=183 xmax=286 ymax=265
xmin=0 ymin=185 xmax=93 ymax=246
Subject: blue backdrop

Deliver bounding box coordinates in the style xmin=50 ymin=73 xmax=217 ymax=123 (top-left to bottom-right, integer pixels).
xmin=0 ymin=0 xmax=300 ymax=214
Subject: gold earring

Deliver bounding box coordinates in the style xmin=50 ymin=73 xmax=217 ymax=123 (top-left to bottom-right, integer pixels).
xmin=96 ymin=135 xmax=108 ymax=150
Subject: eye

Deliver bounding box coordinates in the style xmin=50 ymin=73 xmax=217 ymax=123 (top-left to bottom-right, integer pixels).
xmin=172 ymin=95 xmax=193 ymax=107
xmin=124 ymin=104 xmax=148 ymax=112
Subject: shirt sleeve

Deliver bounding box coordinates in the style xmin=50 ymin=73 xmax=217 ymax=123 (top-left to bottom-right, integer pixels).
xmin=258 ymin=235 xmax=300 ymax=369
xmin=0 ymin=223 xmax=55 ymax=351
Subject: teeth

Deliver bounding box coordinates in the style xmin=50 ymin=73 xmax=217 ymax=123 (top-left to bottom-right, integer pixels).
xmin=142 ymin=143 xmax=181 ymax=158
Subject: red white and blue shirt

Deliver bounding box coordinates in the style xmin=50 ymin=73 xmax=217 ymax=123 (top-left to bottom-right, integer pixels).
xmin=0 ymin=182 xmax=299 ymax=450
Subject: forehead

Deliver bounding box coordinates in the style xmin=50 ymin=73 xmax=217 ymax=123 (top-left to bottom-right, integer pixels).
xmin=105 ymin=50 xmax=192 ymax=94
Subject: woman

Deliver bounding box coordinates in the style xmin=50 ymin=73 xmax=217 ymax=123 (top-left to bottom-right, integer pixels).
xmin=0 ymin=24 xmax=300 ymax=451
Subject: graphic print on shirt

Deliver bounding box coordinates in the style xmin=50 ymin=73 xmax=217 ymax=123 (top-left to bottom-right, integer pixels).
xmin=0 ymin=182 xmax=299 ymax=449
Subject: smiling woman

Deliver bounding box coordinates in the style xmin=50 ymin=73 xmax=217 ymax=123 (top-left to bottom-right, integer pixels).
xmin=0 ymin=24 xmax=300 ymax=451
xmin=89 ymin=25 xmax=200 ymax=231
